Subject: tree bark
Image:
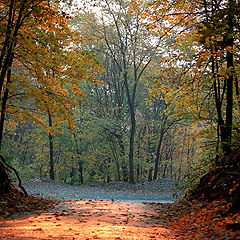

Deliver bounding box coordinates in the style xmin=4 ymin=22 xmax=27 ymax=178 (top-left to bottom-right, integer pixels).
xmin=48 ymin=112 xmax=54 ymax=180
xmin=114 ymin=133 xmax=128 ymax=181
xmin=0 ymin=70 xmax=11 ymax=196
xmin=148 ymin=167 xmax=153 ymax=182
xmin=0 ymin=161 xmax=11 ymax=196
xmin=235 ymin=76 xmax=240 ymax=110
xmin=0 ymin=69 xmax=11 ymax=149
xmin=109 ymin=142 xmax=121 ymax=181
xmin=78 ymin=161 xmax=84 ymax=184
xmin=153 ymin=129 xmax=165 ymax=180
xmin=222 ymin=0 xmax=234 ymax=156
xmin=0 ymin=0 xmax=27 ymax=96
xmin=129 ymin=108 xmax=136 ymax=184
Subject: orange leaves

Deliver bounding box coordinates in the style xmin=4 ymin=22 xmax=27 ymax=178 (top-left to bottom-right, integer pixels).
xmin=6 ymin=12 xmax=99 ymax=133
xmin=229 ymin=181 xmax=240 ymax=195
xmin=0 ymin=187 xmax=57 ymax=218
xmin=196 ymin=51 xmax=211 ymax=68
xmin=0 ymin=0 xmax=105 ymax=138
xmin=71 ymin=84 xmax=87 ymax=98
xmin=159 ymin=199 xmax=240 ymax=239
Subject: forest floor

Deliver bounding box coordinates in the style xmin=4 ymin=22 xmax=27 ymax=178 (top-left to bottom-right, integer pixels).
xmin=0 ymin=180 xmax=240 ymax=239
xmin=0 ymin=199 xmax=178 ymax=239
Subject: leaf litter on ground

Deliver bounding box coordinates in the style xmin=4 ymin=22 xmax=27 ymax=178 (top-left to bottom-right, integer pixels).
xmin=0 ymin=186 xmax=57 ymax=219
xmin=147 ymin=198 xmax=240 ymax=239
xmin=1 ymin=184 xmax=240 ymax=239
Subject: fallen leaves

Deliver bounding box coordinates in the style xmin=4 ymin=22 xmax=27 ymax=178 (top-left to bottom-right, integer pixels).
xmin=2 ymin=186 xmax=239 ymax=239
xmin=153 ymin=199 xmax=240 ymax=239
xmin=1 ymin=200 xmax=177 ymax=239
xmin=0 ymin=186 xmax=57 ymax=218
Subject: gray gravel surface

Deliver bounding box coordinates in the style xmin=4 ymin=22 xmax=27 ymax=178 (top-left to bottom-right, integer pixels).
xmin=22 ymin=178 xmax=185 ymax=203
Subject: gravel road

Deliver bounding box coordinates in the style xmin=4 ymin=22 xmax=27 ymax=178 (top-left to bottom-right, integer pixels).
xmin=22 ymin=178 xmax=185 ymax=203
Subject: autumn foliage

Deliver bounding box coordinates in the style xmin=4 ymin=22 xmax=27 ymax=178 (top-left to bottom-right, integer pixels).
xmin=0 ymin=0 xmax=239 ymax=238
xmin=0 ymin=186 xmax=56 ymax=218
xmin=187 ymin=150 xmax=240 ymax=214
xmin=154 ymin=199 xmax=240 ymax=239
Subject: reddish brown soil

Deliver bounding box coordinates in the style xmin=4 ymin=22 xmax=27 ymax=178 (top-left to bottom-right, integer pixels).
xmin=0 ymin=200 xmax=178 ymax=240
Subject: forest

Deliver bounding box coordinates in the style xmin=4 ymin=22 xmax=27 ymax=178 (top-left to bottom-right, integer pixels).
xmin=0 ymin=0 xmax=239 ymax=239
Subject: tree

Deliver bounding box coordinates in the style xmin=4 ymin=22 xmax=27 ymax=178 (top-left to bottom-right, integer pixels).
xmin=146 ymin=0 xmax=239 ymax=157
xmin=146 ymin=0 xmax=240 ymax=211
xmin=197 ymin=0 xmax=238 ymax=157
xmin=0 ymin=0 xmax=52 ymax=195
xmin=0 ymin=0 xmax=102 ymax=194
xmin=80 ymin=0 xmax=165 ymax=183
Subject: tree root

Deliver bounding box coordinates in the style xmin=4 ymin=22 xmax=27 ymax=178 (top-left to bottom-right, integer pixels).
xmin=0 ymin=154 xmax=28 ymax=197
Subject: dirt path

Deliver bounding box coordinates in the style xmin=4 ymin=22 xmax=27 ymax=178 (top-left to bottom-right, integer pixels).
xmin=0 ymin=200 xmax=178 ymax=240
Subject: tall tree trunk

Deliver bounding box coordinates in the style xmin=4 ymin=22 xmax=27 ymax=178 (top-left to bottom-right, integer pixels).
xmin=136 ymin=163 xmax=140 ymax=182
xmin=116 ymin=161 xmax=121 ymax=181
xmin=153 ymin=129 xmax=164 ymax=180
xmin=178 ymin=129 xmax=187 ymax=181
xmin=218 ymin=1 xmax=234 ymax=157
xmin=48 ymin=112 xmax=54 ymax=180
xmin=221 ymin=0 xmax=234 ymax=156
xmin=129 ymin=109 xmax=136 ymax=183
xmin=163 ymin=163 xmax=167 ymax=178
xmin=107 ymin=157 xmax=111 ymax=183
xmin=234 ymin=76 xmax=240 ymax=110
xmin=0 ymin=69 xmax=11 ymax=195
xmin=122 ymin=64 xmax=136 ymax=184
xmin=0 ymin=69 xmax=11 ymax=149
xmin=0 ymin=161 xmax=11 ymax=196
xmin=0 ymin=0 xmax=26 ymax=96
xmin=116 ymin=134 xmax=127 ymax=181
xmin=109 ymin=141 xmax=121 ymax=181
xmin=78 ymin=161 xmax=84 ymax=184
xmin=148 ymin=167 xmax=153 ymax=182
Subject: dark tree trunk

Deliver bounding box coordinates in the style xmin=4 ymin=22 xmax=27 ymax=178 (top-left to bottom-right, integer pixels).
xmin=0 ymin=69 xmax=11 ymax=148
xmin=178 ymin=129 xmax=187 ymax=181
xmin=216 ymin=0 xmax=234 ymax=157
xmin=78 ymin=161 xmax=84 ymax=184
xmin=0 ymin=68 xmax=26 ymax=195
xmin=116 ymin=134 xmax=128 ymax=182
xmin=122 ymin=66 xmax=136 ymax=184
xmin=109 ymin=141 xmax=121 ymax=181
xmin=0 ymin=0 xmax=25 ymax=96
xmin=136 ymin=163 xmax=140 ymax=182
xmin=235 ymin=76 xmax=240 ymax=110
xmin=163 ymin=163 xmax=167 ymax=178
xmin=112 ymin=149 xmax=121 ymax=181
xmin=129 ymin=110 xmax=136 ymax=184
xmin=116 ymin=161 xmax=121 ymax=181
xmin=224 ymin=29 xmax=234 ymax=156
xmin=107 ymin=157 xmax=111 ymax=183
xmin=48 ymin=112 xmax=54 ymax=180
xmin=153 ymin=129 xmax=164 ymax=180
xmin=0 ymin=161 xmax=11 ymax=196
xmin=0 ymin=70 xmax=12 ymax=196
xmin=122 ymin=162 xmax=128 ymax=182
xmin=203 ymin=0 xmax=235 ymax=160
xmin=148 ymin=167 xmax=153 ymax=182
